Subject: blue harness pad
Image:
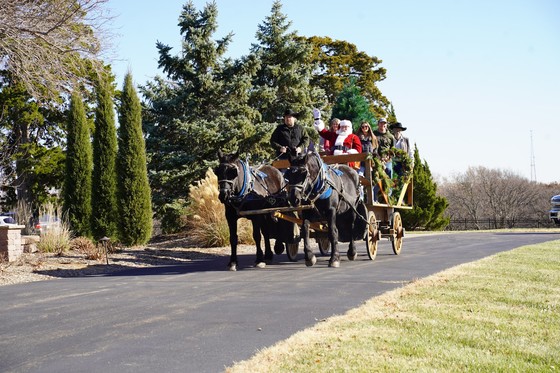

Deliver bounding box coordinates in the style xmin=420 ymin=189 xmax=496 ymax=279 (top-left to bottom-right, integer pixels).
xmin=317 ymin=163 xmax=333 ymax=200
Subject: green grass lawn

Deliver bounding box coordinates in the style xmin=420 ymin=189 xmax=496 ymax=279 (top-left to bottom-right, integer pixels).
xmin=227 ymin=239 xmax=560 ymax=372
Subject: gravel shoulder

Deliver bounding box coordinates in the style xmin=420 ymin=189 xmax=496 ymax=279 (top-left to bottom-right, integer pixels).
xmin=0 ymin=236 xmax=254 ymax=286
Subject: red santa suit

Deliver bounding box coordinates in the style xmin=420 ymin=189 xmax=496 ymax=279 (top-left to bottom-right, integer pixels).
xmin=315 ymin=119 xmax=362 ymax=168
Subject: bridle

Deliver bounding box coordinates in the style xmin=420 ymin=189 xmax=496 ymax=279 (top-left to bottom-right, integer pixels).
xmin=288 ymin=152 xmax=333 ymax=204
xmin=217 ymin=159 xmax=253 ymax=203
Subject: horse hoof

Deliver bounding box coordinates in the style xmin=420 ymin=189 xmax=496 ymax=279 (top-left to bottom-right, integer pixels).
xmin=228 ymin=264 xmax=237 ymax=271
xmin=305 ymin=255 xmax=317 ymax=267
xmin=347 ymin=251 xmax=357 ymax=261
xmin=329 ymin=260 xmax=340 ymax=268
xmin=255 ymin=262 xmax=266 ymax=269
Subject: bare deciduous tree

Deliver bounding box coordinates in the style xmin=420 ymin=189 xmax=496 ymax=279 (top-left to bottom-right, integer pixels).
xmin=0 ymin=0 xmax=112 ymax=101
xmin=441 ymin=166 xmax=559 ymax=229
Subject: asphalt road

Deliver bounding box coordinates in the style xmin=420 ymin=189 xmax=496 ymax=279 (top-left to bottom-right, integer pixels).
xmin=1 ymin=232 xmax=559 ymax=373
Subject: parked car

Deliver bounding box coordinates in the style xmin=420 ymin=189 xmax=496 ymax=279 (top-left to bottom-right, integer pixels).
xmin=550 ymin=195 xmax=560 ymax=226
xmin=0 ymin=215 xmax=18 ymax=226
xmin=34 ymin=215 xmax=61 ymax=234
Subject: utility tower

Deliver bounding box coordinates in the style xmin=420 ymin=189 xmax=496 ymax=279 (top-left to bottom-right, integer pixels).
xmin=530 ymin=130 xmax=537 ymax=183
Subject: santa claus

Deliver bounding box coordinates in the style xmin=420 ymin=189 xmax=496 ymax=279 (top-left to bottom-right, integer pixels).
xmin=313 ymin=109 xmax=362 ymax=156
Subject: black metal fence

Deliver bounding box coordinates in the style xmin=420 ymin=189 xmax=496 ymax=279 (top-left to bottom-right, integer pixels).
xmin=445 ymin=219 xmax=558 ymax=231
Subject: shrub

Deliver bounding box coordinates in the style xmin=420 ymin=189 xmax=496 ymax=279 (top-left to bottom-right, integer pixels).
xmin=71 ymin=236 xmax=100 ymax=260
xmin=160 ymin=200 xmax=189 ymax=234
xmin=186 ymin=169 xmax=252 ymax=247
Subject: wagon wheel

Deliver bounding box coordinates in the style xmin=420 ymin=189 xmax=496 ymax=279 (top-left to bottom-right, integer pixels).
xmin=286 ymin=243 xmax=299 ymax=262
xmin=365 ymin=210 xmax=379 ymax=260
xmin=316 ymin=236 xmax=330 ymax=255
xmin=391 ymin=211 xmax=404 ymax=255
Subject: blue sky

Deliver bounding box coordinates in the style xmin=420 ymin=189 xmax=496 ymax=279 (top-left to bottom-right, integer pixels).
xmin=106 ymin=0 xmax=560 ymax=184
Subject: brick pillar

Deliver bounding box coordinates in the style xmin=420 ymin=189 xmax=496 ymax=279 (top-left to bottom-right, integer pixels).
xmin=0 ymin=225 xmax=25 ymax=262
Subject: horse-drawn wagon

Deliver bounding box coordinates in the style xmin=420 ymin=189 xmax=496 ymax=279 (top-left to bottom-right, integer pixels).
xmin=226 ymin=151 xmax=412 ymax=268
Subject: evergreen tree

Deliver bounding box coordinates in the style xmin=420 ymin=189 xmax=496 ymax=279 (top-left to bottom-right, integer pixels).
xmin=117 ymin=73 xmax=153 ymax=246
xmin=307 ymin=36 xmax=389 ymax=118
xmin=141 ymin=1 xmax=263 ymax=229
xmin=332 ymin=78 xmax=377 ymax=132
xmin=0 ymin=75 xmax=66 ymax=209
xmin=401 ymin=146 xmax=449 ymax=230
xmin=91 ymin=75 xmax=118 ymax=240
xmin=249 ymin=0 xmax=326 ymax=147
xmin=63 ymin=92 xmax=92 ymax=237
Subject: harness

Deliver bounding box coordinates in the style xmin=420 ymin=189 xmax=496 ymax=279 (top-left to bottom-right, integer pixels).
xmin=218 ymin=159 xmax=277 ymax=210
xmin=289 ymin=152 xmax=368 ymax=224
xmin=294 ymin=153 xmax=336 ymax=203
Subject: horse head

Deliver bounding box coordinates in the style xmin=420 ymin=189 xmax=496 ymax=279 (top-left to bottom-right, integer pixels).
xmin=285 ymin=149 xmax=315 ymax=207
xmin=215 ymin=149 xmax=241 ymax=203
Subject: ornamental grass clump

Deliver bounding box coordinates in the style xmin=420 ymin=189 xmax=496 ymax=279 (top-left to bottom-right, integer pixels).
xmin=187 ymin=169 xmax=252 ymax=247
xmin=36 ymin=204 xmax=71 ymax=255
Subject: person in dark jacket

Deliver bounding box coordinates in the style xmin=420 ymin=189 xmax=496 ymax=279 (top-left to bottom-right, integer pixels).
xmin=270 ymin=108 xmax=309 ymax=159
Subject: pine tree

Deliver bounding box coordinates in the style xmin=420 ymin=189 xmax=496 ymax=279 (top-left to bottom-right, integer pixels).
xmin=0 ymin=76 xmax=66 ymax=208
xmin=332 ymin=78 xmax=377 ymax=132
xmin=141 ymin=1 xmax=262 ymax=229
xmin=91 ymin=75 xmax=118 ymax=240
xmin=401 ymin=146 xmax=449 ymax=230
xmin=117 ymin=73 xmax=153 ymax=246
xmin=63 ymin=91 xmax=92 ymax=237
xmin=249 ymin=0 xmax=326 ymax=147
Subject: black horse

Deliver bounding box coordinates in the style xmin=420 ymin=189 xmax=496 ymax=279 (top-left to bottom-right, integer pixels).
xmin=215 ymin=150 xmax=292 ymax=271
xmin=285 ymin=150 xmax=366 ymax=268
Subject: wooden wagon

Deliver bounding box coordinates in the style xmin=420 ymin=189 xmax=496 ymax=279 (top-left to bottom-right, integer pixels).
xmin=240 ymin=152 xmax=413 ymax=262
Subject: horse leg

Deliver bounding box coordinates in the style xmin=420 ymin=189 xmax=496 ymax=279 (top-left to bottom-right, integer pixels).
xmin=327 ymin=208 xmax=340 ymax=268
xmin=226 ymin=207 xmax=239 ymax=271
xmin=252 ymin=219 xmax=266 ymax=269
xmin=347 ymin=240 xmax=357 ymax=261
xmin=262 ymin=221 xmax=274 ymax=264
xmin=302 ymin=218 xmax=317 ymax=267
xmin=347 ymin=212 xmax=358 ymax=261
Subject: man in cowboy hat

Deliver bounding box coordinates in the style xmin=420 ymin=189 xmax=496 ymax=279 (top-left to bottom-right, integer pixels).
xmin=270 ymin=108 xmax=309 ymax=159
xmin=390 ymin=121 xmax=414 ymax=178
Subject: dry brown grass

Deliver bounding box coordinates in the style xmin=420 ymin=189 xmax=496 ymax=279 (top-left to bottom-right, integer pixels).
xmin=187 ymin=168 xmax=253 ymax=246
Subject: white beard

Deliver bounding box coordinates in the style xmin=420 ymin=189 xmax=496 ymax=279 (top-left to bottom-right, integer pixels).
xmin=333 ymin=128 xmax=351 ymax=155
xmin=335 ymin=128 xmax=351 ymax=145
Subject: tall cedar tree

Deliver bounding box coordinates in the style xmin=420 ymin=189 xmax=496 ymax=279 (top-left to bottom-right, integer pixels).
xmin=63 ymin=92 xmax=92 ymax=236
xmin=91 ymin=76 xmax=118 ymax=240
xmin=117 ymin=73 xmax=153 ymax=245
xmin=401 ymin=146 xmax=449 ymax=230
xmin=306 ymin=36 xmax=390 ymax=119
xmin=332 ymin=78 xmax=377 ymax=132
xmin=249 ymin=0 xmax=326 ymax=147
xmin=141 ymin=1 xmax=265 ymax=227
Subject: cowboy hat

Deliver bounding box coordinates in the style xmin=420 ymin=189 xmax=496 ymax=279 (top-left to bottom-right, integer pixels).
xmin=283 ymin=108 xmax=299 ymax=117
xmin=390 ymin=122 xmax=407 ymax=131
